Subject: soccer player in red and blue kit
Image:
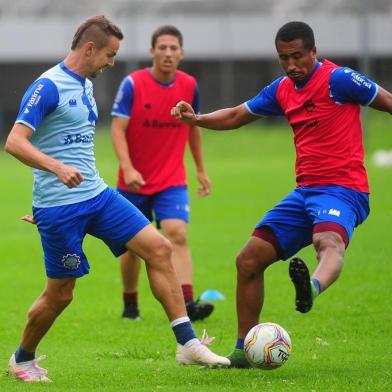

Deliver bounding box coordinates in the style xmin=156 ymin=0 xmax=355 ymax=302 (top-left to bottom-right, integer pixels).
xmin=171 ymin=21 xmax=392 ymax=367
xmin=111 ymin=25 xmax=213 ymax=322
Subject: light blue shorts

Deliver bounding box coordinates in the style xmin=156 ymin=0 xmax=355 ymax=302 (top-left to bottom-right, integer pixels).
xmin=33 ymin=187 xmax=150 ymax=278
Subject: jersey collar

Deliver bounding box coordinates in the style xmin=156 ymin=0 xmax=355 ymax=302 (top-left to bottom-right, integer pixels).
xmin=294 ymin=60 xmax=321 ymax=90
xmin=60 ymin=62 xmax=86 ymax=85
xmin=147 ymin=67 xmax=176 ymax=87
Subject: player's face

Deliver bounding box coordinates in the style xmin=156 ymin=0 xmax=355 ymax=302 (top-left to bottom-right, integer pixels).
xmin=89 ymin=35 xmax=120 ymax=78
xmin=150 ymin=35 xmax=184 ymax=76
xmin=276 ymin=39 xmax=317 ymax=83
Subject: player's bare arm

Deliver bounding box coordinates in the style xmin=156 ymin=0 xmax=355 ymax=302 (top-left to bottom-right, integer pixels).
xmin=188 ymin=125 xmax=211 ymax=196
xmin=5 ymin=123 xmax=83 ymax=188
xmin=172 ymin=102 xmax=258 ymax=130
xmin=111 ymin=116 xmax=146 ymax=190
xmin=369 ymin=86 xmax=392 ymax=114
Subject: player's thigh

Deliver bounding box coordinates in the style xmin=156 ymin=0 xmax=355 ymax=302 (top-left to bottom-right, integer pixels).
xmin=255 ymin=189 xmax=313 ymax=260
xmin=45 ymin=277 xmax=77 ymax=304
xmin=125 ymin=224 xmax=172 ymax=262
xmin=33 ymin=205 xmax=90 ymax=278
xmin=90 ymin=188 xmax=150 ymax=257
xmin=237 ymin=236 xmax=279 ymax=272
xmin=160 ymin=219 xmax=188 ymax=245
xmin=306 ymin=186 xmax=370 ymax=242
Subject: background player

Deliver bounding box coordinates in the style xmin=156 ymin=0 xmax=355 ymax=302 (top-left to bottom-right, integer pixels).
xmin=111 ymin=25 xmax=213 ymax=322
xmin=171 ymin=21 xmax=392 ymax=367
xmin=5 ymin=16 xmax=229 ymax=382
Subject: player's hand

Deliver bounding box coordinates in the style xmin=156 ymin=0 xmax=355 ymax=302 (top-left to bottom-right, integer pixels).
xmin=171 ymin=101 xmax=197 ymax=125
xmin=124 ymin=169 xmax=146 ymax=191
xmin=21 ymin=215 xmax=36 ymax=224
xmin=54 ymin=163 xmax=84 ymax=188
xmin=197 ymin=171 xmax=211 ymax=197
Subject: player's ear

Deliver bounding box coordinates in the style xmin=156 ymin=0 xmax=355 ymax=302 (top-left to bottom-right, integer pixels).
xmin=85 ymin=41 xmax=96 ymax=57
xmin=311 ymin=46 xmax=317 ymax=59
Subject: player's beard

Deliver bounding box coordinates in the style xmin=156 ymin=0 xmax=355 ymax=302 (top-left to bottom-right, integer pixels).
xmin=287 ymin=72 xmax=304 ymax=82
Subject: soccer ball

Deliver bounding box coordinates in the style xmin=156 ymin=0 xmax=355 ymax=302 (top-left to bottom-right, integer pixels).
xmin=244 ymin=322 xmax=292 ymax=369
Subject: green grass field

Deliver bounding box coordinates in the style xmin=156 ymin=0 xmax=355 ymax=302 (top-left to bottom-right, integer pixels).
xmin=0 ymin=111 xmax=391 ymax=391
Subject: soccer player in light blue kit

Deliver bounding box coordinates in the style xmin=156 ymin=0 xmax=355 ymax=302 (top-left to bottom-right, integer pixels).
xmin=5 ymin=15 xmax=229 ymax=383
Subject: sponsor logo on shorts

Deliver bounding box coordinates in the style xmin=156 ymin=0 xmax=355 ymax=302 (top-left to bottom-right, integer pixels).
xmin=176 ymin=203 xmax=190 ymax=212
xmin=62 ymin=254 xmax=81 ymax=270
xmin=328 ymin=208 xmax=341 ymax=217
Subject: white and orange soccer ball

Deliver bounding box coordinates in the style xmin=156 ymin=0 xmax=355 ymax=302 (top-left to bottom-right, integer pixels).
xmin=244 ymin=322 xmax=292 ymax=369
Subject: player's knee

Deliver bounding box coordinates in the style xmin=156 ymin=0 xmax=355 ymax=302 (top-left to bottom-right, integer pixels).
xmin=236 ymin=251 xmax=260 ymax=275
xmin=52 ymin=290 xmax=74 ymax=312
xmin=314 ymin=231 xmax=345 ymax=256
xmin=58 ymin=296 xmax=73 ymax=312
xmin=151 ymin=236 xmax=173 ymax=262
xmin=165 ymin=227 xmax=187 ymax=247
xmin=32 ymin=290 xmax=73 ymax=317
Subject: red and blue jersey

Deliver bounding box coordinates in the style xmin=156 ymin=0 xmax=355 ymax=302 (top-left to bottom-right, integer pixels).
xmin=111 ymin=68 xmax=199 ymax=194
xmin=245 ymin=60 xmax=378 ymax=193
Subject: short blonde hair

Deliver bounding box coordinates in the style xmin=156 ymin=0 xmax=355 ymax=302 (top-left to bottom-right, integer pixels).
xmin=71 ymin=15 xmax=123 ymax=50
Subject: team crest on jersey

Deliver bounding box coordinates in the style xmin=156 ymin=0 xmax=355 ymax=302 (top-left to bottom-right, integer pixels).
xmin=69 ymin=99 xmax=77 ymax=107
xmin=62 ymin=254 xmax=81 ymax=270
xmin=303 ymin=99 xmax=316 ymax=113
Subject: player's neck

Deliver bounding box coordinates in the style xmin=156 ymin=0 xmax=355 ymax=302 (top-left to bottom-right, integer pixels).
xmin=63 ymin=52 xmax=88 ymax=78
xmin=150 ymin=66 xmax=176 ymax=84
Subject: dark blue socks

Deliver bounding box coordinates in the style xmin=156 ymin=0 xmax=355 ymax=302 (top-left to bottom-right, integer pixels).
xmin=15 ymin=346 xmax=35 ymax=363
xmin=171 ymin=317 xmax=197 ymax=345
xmin=235 ymin=337 xmax=245 ymax=350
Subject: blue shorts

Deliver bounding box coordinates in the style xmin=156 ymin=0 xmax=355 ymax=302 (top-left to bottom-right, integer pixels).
xmin=32 ymin=187 xmax=150 ymax=279
xmin=255 ymin=186 xmax=370 ymax=260
xmin=118 ymin=186 xmax=190 ymax=227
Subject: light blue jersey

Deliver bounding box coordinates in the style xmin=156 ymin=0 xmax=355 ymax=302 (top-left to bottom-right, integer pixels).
xmin=16 ymin=62 xmax=107 ymax=207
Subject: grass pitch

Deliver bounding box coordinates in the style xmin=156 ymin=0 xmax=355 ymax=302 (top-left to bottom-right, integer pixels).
xmin=0 ymin=111 xmax=391 ymax=391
